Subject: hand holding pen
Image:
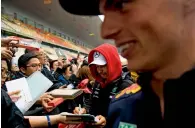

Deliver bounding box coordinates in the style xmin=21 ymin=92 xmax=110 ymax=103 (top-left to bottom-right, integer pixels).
xmin=73 ymin=104 xmax=87 ymax=114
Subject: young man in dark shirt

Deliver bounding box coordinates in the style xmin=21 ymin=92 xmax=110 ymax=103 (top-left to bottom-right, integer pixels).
xmin=60 ymin=0 xmax=195 ymax=127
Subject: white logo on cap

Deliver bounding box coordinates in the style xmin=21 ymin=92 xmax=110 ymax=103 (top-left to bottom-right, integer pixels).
xmin=89 ymin=51 xmax=107 ymax=66
xmin=94 ymin=52 xmax=100 ymax=58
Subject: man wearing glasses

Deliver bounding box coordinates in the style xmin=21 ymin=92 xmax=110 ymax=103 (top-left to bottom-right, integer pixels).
xmin=18 ymin=52 xmax=42 ymax=76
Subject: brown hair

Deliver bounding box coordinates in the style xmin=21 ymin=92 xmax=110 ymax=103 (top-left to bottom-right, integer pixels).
xmin=77 ymin=65 xmax=95 ymax=82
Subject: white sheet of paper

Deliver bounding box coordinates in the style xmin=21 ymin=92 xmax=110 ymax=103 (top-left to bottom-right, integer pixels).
xmin=67 ymin=84 xmax=74 ymax=89
xmin=6 ymin=71 xmax=53 ymax=114
xmin=6 ymin=77 xmax=33 ymax=113
xmin=26 ymin=71 xmax=53 ymax=100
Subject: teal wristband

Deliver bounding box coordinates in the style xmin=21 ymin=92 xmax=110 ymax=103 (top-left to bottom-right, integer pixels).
xmin=46 ymin=115 xmax=51 ymax=127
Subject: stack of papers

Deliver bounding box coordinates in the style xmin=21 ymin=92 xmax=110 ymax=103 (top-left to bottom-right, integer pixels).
xmin=49 ymin=89 xmax=83 ymax=100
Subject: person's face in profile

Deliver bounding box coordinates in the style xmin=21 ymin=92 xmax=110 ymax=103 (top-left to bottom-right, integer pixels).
xmin=1 ymin=60 xmax=9 ymax=85
xmin=100 ymin=0 xmax=184 ymax=72
xmin=64 ymin=66 xmax=72 ymax=79
xmin=96 ymin=64 xmax=108 ymax=79
xmin=11 ymin=64 xmax=19 ymax=72
xmin=52 ymin=61 xmax=59 ymax=71
xmin=36 ymin=50 xmax=46 ymax=65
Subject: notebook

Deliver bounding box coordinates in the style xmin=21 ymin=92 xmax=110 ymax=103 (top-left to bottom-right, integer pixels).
xmin=60 ymin=112 xmax=97 ymax=123
xmin=6 ymin=71 xmax=53 ymax=114
xmin=49 ymin=89 xmax=83 ymax=99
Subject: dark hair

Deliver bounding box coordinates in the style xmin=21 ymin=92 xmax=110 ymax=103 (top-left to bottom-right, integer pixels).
xmin=55 ymin=64 xmax=71 ymax=75
xmin=24 ymin=48 xmax=37 ymax=54
xmin=81 ymin=60 xmax=88 ymax=67
xmin=1 ymin=58 xmax=12 ymax=82
xmin=50 ymin=60 xmax=58 ymax=69
xmin=61 ymin=64 xmax=71 ymax=73
xmin=18 ymin=52 xmax=38 ymax=69
xmin=1 ymin=58 xmax=11 ymax=71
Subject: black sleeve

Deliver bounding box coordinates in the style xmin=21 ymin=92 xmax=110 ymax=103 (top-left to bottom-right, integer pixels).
xmin=1 ymin=89 xmax=30 ymax=128
xmin=83 ymin=93 xmax=93 ymax=114
xmin=83 ymin=81 xmax=99 ymax=115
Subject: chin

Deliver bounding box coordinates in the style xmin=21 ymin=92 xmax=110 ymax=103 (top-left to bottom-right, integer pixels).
xmin=128 ymin=60 xmax=157 ymax=73
xmin=127 ymin=60 xmax=147 ymax=72
xmin=127 ymin=61 xmax=139 ymax=71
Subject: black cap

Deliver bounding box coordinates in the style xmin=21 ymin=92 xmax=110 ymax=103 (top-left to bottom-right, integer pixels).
xmin=18 ymin=53 xmax=37 ymax=69
xmin=59 ymin=0 xmax=101 ymax=15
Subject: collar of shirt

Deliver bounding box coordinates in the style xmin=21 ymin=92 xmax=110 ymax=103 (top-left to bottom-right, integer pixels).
xmin=136 ymin=68 xmax=195 ymax=127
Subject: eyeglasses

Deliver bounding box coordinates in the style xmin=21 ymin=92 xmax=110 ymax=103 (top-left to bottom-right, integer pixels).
xmin=26 ymin=63 xmax=42 ymax=68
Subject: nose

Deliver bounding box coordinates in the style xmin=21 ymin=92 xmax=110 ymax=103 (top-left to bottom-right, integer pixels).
xmin=101 ymin=12 xmax=121 ymax=39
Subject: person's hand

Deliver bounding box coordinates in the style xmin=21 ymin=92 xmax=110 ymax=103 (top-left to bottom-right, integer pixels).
xmin=73 ymin=107 xmax=86 ymax=114
xmin=40 ymin=93 xmax=53 ymax=100
xmin=1 ymin=37 xmax=19 ymax=47
xmin=1 ymin=49 xmax=13 ymax=60
xmin=71 ymin=64 xmax=78 ymax=75
xmin=39 ymin=93 xmax=55 ymax=112
xmin=58 ymin=114 xmax=67 ymax=124
xmin=8 ymin=90 xmax=21 ymax=102
xmin=93 ymin=115 xmax=106 ymax=127
xmin=77 ymin=59 xmax=83 ymax=67
xmin=41 ymin=97 xmax=55 ymax=112
xmin=39 ymin=93 xmax=48 ymax=99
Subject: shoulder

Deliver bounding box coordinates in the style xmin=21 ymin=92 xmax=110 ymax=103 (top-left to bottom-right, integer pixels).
xmin=58 ymin=75 xmax=65 ymax=79
xmin=119 ymin=77 xmax=134 ymax=90
xmin=111 ymin=83 xmax=142 ymax=103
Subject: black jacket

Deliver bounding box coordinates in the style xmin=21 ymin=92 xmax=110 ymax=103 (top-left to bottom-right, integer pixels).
xmin=1 ymin=89 xmax=30 ymax=128
xmin=41 ymin=66 xmax=62 ymax=91
xmin=107 ymin=68 xmax=195 ymax=128
xmin=84 ymin=72 xmax=134 ymax=117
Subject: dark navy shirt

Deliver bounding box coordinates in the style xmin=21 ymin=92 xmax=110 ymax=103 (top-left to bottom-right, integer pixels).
xmin=107 ymin=69 xmax=195 ymax=128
